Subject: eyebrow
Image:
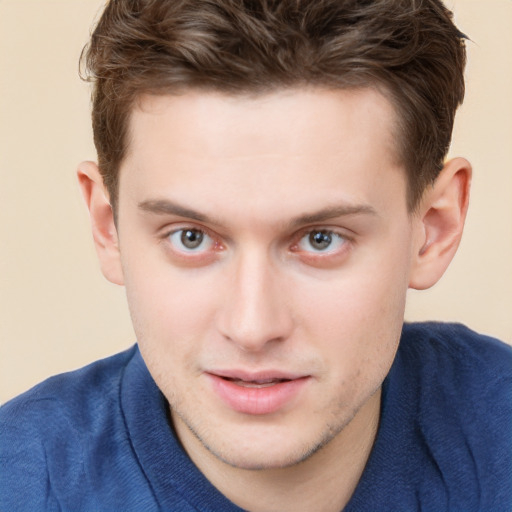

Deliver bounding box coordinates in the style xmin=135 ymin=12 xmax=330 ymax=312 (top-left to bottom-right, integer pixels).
xmin=138 ymin=199 xmax=212 ymax=223
xmin=288 ymin=204 xmax=378 ymax=228
xmin=138 ymin=198 xmax=378 ymax=227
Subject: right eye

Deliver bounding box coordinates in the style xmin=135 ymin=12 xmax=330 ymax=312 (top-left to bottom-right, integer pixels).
xmin=168 ymin=228 xmax=214 ymax=253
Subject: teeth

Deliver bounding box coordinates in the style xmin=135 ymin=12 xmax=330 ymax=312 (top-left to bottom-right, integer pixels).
xmin=229 ymin=378 xmax=286 ymax=388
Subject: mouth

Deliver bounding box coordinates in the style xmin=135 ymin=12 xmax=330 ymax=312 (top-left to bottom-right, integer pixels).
xmin=205 ymin=371 xmax=310 ymax=415
xmin=220 ymin=376 xmax=292 ymax=388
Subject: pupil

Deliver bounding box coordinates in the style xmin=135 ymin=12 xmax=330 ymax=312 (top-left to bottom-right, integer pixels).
xmin=310 ymin=231 xmax=332 ymax=250
xmin=181 ymin=229 xmax=203 ymax=249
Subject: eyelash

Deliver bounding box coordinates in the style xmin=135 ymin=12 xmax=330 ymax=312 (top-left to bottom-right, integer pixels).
xmin=289 ymin=228 xmax=352 ymax=266
xmin=161 ymin=225 xmax=352 ymax=264
xmin=292 ymin=229 xmax=348 ymax=253
xmin=160 ymin=225 xmax=224 ymax=264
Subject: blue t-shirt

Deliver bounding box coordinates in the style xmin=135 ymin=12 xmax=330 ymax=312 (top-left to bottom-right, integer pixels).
xmin=1 ymin=323 xmax=511 ymax=511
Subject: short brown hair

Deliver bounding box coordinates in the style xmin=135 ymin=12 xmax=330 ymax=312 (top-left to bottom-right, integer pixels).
xmin=82 ymin=0 xmax=466 ymax=212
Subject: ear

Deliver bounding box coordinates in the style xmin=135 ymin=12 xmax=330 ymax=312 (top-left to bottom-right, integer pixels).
xmin=409 ymin=157 xmax=472 ymax=290
xmin=77 ymin=161 xmax=124 ymax=285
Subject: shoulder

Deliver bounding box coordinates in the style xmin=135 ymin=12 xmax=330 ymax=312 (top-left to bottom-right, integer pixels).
xmin=1 ymin=346 xmax=137 ymax=426
xmin=0 ymin=346 xmax=137 ymax=510
xmin=398 ymin=322 xmax=512 ymax=440
xmin=399 ymin=322 xmax=512 ymax=510
xmin=400 ymin=321 xmax=512 ymax=382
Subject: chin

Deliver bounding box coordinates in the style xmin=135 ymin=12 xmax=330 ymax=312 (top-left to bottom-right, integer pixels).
xmin=199 ymin=422 xmax=341 ymax=471
xmin=208 ymin=445 xmax=312 ymax=471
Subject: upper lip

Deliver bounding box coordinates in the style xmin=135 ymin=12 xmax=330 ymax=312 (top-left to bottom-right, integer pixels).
xmin=206 ymin=369 xmax=308 ymax=382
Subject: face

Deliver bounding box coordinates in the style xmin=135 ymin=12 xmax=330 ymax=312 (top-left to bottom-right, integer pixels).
xmin=115 ymin=88 xmax=418 ymax=470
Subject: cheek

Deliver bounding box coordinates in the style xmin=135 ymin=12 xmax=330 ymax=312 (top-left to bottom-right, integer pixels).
xmin=295 ymin=248 xmax=409 ymax=380
xmin=121 ymin=257 xmax=221 ymax=373
xmin=124 ymin=254 xmax=215 ymax=322
xmin=124 ymin=271 xmax=208 ymax=402
xmin=298 ymin=264 xmax=408 ymax=336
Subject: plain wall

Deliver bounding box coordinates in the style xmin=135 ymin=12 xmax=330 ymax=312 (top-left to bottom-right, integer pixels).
xmin=1 ymin=0 xmax=511 ymax=403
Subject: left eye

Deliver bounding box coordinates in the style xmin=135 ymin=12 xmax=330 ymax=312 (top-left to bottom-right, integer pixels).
xmin=168 ymin=228 xmax=214 ymax=252
xmin=297 ymin=230 xmax=346 ymax=253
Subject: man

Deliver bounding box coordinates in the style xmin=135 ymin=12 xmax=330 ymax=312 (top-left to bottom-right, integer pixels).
xmin=1 ymin=0 xmax=510 ymax=510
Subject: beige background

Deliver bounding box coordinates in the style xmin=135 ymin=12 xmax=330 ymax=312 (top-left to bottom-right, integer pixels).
xmin=0 ymin=0 xmax=511 ymax=404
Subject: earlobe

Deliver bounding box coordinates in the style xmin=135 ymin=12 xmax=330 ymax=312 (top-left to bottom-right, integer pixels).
xmin=77 ymin=161 xmax=124 ymax=286
xmin=409 ymin=157 xmax=472 ymax=290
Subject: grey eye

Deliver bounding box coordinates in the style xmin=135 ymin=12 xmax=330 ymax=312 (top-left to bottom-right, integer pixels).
xmin=169 ymin=229 xmax=213 ymax=252
xmin=308 ymin=231 xmax=332 ymax=251
xmin=297 ymin=230 xmax=346 ymax=253
xmin=181 ymin=229 xmax=204 ymax=249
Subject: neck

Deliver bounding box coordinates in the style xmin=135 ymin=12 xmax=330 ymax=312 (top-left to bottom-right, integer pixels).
xmin=175 ymin=389 xmax=381 ymax=512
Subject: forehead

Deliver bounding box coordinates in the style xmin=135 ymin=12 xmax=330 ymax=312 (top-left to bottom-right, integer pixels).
xmin=120 ymin=87 xmax=407 ymax=221
xmin=127 ymin=86 xmax=399 ymax=159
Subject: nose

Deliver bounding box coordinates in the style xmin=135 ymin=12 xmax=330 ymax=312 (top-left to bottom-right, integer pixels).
xmin=216 ymin=249 xmax=294 ymax=352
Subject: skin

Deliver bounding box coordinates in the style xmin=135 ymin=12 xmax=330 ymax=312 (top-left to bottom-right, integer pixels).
xmin=79 ymin=88 xmax=471 ymax=512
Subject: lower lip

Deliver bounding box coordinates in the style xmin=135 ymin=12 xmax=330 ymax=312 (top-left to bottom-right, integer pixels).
xmin=206 ymin=374 xmax=310 ymax=415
